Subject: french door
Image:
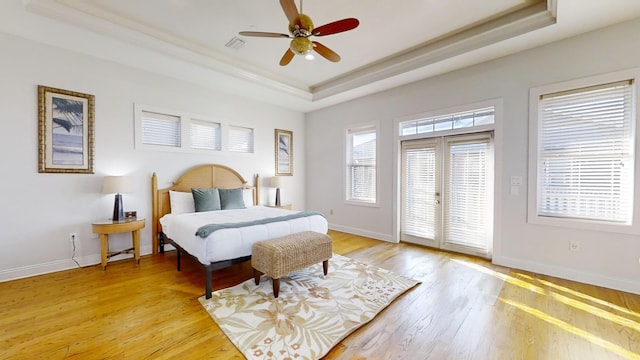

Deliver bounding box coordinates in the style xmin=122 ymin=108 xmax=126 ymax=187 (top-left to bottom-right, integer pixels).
xmin=400 ymin=132 xmax=494 ymax=258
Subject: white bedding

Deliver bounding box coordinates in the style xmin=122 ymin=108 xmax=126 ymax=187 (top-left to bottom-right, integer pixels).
xmin=159 ymin=205 xmax=328 ymax=264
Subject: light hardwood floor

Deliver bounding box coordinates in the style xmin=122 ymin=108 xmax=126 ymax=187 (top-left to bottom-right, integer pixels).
xmin=2 ymin=230 xmax=640 ymax=359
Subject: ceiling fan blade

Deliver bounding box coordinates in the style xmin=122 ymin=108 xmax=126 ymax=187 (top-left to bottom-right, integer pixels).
xmin=239 ymin=31 xmax=290 ymax=38
xmin=280 ymin=0 xmax=300 ymax=26
xmin=279 ymin=48 xmax=295 ymax=66
xmin=312 ymin=41 xmax=340 ymax=62
xmin=312 ymin=18 xmax=359 ymax=36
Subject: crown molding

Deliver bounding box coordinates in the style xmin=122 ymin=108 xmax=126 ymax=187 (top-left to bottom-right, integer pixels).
xmin=24 ymin=0 xmax=313 ymax=99
xmin=311 ymin=1 xmax=556 ymax=101
xmin=22 ymin=0 xmax=557 ymax=111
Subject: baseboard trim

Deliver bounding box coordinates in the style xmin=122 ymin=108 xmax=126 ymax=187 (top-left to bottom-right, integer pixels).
xmin=328 ymin=224 xmax=396 ymax=243
xmin=0 ymin=258 xmax=83 ymax=282
xmin=0 ymin=247 xmax=154 ymax=283
xmin=493 ymin=255 xmax=640 ymax=295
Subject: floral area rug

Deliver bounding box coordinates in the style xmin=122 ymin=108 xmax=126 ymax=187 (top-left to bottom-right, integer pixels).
xmin=199 ymin=253 xmax=420 ymax=360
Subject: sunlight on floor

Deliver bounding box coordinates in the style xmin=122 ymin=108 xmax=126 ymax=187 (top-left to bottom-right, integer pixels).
xmin=500 ymin=298 xmax=640 ymax=360
xmin=451 ymin=258 xmax=640 ymax=359
xmin=533 ymin=275 xmax=640 ymax=319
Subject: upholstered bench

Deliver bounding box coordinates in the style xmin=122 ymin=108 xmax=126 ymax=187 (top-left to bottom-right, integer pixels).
xmin=251 ymin=231 xmax=333 ymax=298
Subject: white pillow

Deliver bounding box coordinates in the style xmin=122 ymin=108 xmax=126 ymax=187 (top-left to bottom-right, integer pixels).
xmin=169 ymin=190 xmax=196 ymax=214
xmin=243 ymin=188 xmax=255 ymax=208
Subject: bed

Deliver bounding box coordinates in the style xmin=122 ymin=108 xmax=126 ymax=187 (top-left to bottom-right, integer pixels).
xmin=151 ymin=164 xmax=328 ymax=299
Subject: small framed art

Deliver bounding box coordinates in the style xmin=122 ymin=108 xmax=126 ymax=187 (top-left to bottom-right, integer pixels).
xmin=38 ymin=85 xmax=95 ymax=173
xmin=275 ymin=129 xmax=293 ymax=176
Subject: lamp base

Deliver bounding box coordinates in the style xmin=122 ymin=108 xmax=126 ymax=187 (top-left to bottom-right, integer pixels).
xmin=275 ymin=188 xmax=281 ymax=207
xmin=112 ymin=193 xmax=124 ymax=221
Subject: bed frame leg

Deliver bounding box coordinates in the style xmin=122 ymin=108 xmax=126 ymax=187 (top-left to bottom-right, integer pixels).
xmin=176 ymin=249 xmax=181 ymax=271
xmin=158 ymin=233 xmax=164 ymax=253
xmin=205 ymin=265 xmax=213 ymax=299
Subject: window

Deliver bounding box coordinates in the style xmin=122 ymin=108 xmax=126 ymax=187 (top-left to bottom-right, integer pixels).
xmin=530 ymin=75 xmax=636 ymax=228
xmin=140 ymin=110 xmax=181 ymax=147
xmin=190 ymin=119 xmax=221 ymax=151
xmin=346 ymin=125 xmax=377 ymax=204
xmin=135 ymin=104 xmax=222 ymax=153
xmin=228 ymin=125 xmax=254 ymax=153
xmin=400 ymin=107 xmax=494 ymax=136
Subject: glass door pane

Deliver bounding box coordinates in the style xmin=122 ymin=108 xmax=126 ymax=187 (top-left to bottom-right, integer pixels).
xmin=400 ymin=138 xmax=441 ymax=247
xmin=443 ymin=133 xmax=493 ymax=257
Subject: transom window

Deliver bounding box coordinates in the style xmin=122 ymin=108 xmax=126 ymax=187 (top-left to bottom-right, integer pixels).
xmin=400 ymin=107 xmax=495 ymax=136
xmin=228 ymin=125 xmax=254 ymax=153
xmin=134 ymin=104 xmax=223 ymax=153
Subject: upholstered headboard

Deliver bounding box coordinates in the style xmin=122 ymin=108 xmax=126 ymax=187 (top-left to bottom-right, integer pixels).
xmin=151 ymin=164 xmax=259 ymax=254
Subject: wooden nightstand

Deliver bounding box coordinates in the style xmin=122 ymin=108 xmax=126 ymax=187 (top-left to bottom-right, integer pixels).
xmin=268 ymin=204 xmax=292 ymax=210
xmin=92 ymin=218 xmax=145 ymax=270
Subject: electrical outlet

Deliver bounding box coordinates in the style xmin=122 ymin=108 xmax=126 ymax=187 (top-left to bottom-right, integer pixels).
xmin=569 ymin=240 xmax=580 ymax=252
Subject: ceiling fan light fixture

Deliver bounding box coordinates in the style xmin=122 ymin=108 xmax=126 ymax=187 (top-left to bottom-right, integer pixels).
xmin=304 ymin=53 xmax=315 ymax=61
xmin=289 ymin=37 xmax=312 ymax=55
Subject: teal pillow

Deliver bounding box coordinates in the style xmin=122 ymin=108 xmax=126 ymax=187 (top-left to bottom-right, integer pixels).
xmin=191 ymin=187 xmax=221 ymax=212
xmin=219 ymin=188 xmax=246 ymax=210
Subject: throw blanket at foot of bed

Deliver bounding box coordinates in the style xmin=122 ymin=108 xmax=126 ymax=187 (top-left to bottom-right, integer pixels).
xmin=195 ymin=211 xmax=325 ymax=238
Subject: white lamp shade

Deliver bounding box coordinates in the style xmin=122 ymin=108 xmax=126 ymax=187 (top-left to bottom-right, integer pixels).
xmin=102 ymin=176 xmax=133 ymax=194
xmin=270 ymin=176 xmax=282 ymax=188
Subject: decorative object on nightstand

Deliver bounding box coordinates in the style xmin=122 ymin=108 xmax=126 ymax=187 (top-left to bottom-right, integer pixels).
xmin=270 ymin=176 xmax=283 ymax=207
xmin=102 ymin=175 xmax=133 ymax=221
xmin=92 ymin=218 xmax=145 ymax=270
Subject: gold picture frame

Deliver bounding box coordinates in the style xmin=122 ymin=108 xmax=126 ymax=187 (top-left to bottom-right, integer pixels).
xmin=275 ymin=129 xmax=293 ymax=176
xmin=38 ymin=85 xmax=95 ymax=173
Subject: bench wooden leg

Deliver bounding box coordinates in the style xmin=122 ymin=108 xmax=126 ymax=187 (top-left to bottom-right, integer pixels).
xmin=254 ymin=269 xmax=261 ymax=285
xmin=323 ymin=260 xmax=329 ymax=275
xmin=273 ymin=278 xmax=280 ymax=298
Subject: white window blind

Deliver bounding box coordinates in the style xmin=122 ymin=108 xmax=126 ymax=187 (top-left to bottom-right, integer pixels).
xmin=444 ymin=137 xmax=492 ymax=250
xmin=141 ymin=111 xmax=181 ymax=147
xmin=537 ymin=80 xmax=634 ymax=223
xmin=228 ymin=125 xmax=254 ymax=153
xmin=347 ymin=126 xmax=377 ymax=203
xmin=190 ymin=119 xmax=221 ymax=150
xmin=401 ymin=140 xmax=437 ymax=239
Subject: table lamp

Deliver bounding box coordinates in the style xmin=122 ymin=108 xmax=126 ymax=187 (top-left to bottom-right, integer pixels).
xmin=270 ymin=176 xmax=282 ymax=206
xmin=102 ymin=176 xmax=133 ymax=221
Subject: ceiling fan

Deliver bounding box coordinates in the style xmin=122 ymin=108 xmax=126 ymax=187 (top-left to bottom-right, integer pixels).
xmin=239 ymin=0 xmax=360 ymax=66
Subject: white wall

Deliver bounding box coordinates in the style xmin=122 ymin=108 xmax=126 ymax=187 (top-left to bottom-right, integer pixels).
xmin=0 ymin=32 xmax=305 ymax=279
xmin=3 ymin=1 xmax=640 ymax=295
xmin=306 ymin=18 xmax=640 ymax=294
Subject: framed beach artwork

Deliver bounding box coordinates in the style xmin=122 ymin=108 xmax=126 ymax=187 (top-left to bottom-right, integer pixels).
xmin=275 ymin=129 xmax=293 ymax=176
xmin=38 ymin=85 xmax=95 ymax=174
